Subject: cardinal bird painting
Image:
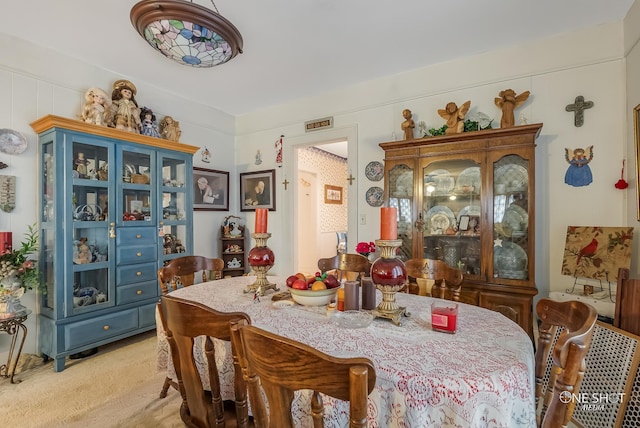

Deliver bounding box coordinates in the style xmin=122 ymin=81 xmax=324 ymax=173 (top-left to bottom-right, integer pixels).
xmin=562 ymin=226 xmax=634 ymax=280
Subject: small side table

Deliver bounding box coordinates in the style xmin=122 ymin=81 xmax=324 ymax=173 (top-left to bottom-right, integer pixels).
xmin=0 ymin=309 xmax=31 ymax=383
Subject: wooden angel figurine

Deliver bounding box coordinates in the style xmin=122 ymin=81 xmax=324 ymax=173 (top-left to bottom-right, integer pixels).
xmin=81 ymin=87 xmax=111 ymax=126
xmin=160 ymin=116 xmax=181 ymax=142
xmin=401 ymin=109 xmax=415 ymax=140
xmin=495 ymin=89 xmax=530 ymax=128
xmin=438 ymin=101 xmax=471 ymax=134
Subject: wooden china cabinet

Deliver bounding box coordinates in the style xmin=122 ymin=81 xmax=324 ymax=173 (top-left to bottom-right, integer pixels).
xmin=380 ymin=123 xmax=543 ymax=339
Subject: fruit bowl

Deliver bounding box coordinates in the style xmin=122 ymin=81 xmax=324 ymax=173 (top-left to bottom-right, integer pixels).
xmin=288 ymin=286 xmax=338 ymax=306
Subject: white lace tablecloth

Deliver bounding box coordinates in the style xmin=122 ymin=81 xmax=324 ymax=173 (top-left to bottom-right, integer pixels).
xmin=157 ymin=276 xmax=536 ymax=427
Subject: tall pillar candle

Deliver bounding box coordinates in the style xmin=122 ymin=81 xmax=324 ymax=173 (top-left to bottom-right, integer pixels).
xmin=0 ymin=232 xmax=12 ymax=253
xmin=380 ymin=207 xmax=397 ymax=240
xmin=255 ymin=208 xmax=268 ymax=233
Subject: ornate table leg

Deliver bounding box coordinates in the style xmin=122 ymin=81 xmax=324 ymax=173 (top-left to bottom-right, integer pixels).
xmin=0 ymin=313 xmax=29 ymax=384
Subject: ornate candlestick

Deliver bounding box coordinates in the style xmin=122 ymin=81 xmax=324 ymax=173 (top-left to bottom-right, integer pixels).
xmin=370 ymin=239 xmax=409 ymax=326
xmin=246 ymin=233 xmax=279 ymax=295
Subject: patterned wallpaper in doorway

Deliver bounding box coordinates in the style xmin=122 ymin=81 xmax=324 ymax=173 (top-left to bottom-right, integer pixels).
xmin=298 ymin=147 xmax=348 ymax=233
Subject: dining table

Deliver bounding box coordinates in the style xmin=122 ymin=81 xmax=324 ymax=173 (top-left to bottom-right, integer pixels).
xmin=156 ymin=275 xmax=536 ymax=427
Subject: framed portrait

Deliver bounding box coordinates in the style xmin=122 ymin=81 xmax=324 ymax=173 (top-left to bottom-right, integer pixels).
xmin=193 ymin=167 xmax=229 ymax=211
xmin=324 ymin=184 xmax=343 ymax=204
xmin=240 ymin=169 xmax=276 ymax=211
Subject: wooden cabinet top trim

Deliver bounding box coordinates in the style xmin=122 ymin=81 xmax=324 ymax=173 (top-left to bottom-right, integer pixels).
xmin=379 ymin=123 xmax=543 ymax=151
xmin=31 ymin=114 xmax=199 ymax=155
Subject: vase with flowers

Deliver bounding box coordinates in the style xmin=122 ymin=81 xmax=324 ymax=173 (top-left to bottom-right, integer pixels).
xmin=356 ymin=241 xmax=376 ymax=262
xmin=0 ymin=225 xmax=40 ymax=316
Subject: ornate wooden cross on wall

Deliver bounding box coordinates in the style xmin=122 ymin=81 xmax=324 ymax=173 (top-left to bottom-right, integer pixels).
xmin=565 ymin=95 xmax=594 ymax=127
xmin=347 ymin=173 xmax=356 ymax=186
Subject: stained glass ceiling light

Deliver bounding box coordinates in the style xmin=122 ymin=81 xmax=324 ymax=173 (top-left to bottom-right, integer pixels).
xmin=130 ymin=0 xmax=243 ymax=68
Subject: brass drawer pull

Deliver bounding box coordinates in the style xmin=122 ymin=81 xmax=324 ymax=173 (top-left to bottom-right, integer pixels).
xmin=136 ymin=290 xmax=142 ymax=295
xmin=136 ymin=271 xmax=142 ymax=276
xmin=136 ymin=234 xmax=142 ymax=239
xmin=103 ymin=325 xmax=110 ymax=331
xmin=136 ymin=252 xmax=142 ymax=257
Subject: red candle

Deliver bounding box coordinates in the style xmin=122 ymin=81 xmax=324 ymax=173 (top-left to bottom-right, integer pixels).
xmin=431 ymin=302 xmax=458 ymax=333
xmin=0 ymin=232 xmax=12 ymax=253
xmin=255 ymin=208 xmax=268 ymax=233
xmin=380 ymin=207 xmax=397 ymax=240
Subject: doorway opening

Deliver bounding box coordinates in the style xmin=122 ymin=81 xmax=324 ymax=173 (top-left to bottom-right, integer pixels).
xmin=296 ymin=142 xmax=348 ymax=274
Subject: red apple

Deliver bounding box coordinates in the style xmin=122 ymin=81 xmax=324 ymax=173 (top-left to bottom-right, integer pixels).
xmin=291 ymin=279 xmax=308 ymax=290
xmin=286 ymin=275 xmax=299 ymax=288
xmin=324 ymin=274 xmax=339 ymax=289
xmin=306 ymin=277 xmax=315 ymax=286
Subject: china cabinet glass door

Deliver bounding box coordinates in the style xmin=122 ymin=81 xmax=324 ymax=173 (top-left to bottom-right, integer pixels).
xmin=492 ymin=154 xmax=530 ymax=281
xmin=120 ymin=148 xmax=154 ymax=224
xmin=387 ymin=162 xmax=414 ymax=260
xmin=421 ymin=157 xmax=482 ymax=279
xmin=69 ymin=140 xmax=113 ymax=315
xmin=159 ymin=153 xmax=190 ymax=262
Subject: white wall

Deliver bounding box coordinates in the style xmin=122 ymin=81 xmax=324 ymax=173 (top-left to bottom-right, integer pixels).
xmin=236 ymin=23 xmax=630 ymax=308
xmin=0 ymin=33 xmax=236 ymax=359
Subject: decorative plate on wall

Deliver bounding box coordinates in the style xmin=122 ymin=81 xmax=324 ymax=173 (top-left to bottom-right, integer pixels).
xmin=0 ymin=129 xmax=28 ymax=155
xmin=365 ymin=187 xmax=384 ymax=207
xmin=365 ymin=161 xmax=384 ymax=181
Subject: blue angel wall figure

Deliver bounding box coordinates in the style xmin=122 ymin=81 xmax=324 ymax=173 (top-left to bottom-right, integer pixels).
xmin=564 ymin=146 xmax=593 ymax=187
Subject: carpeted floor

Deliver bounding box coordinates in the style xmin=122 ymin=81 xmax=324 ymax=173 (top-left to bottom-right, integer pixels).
xmin=1 ymin=330 xmax=184 ymax=427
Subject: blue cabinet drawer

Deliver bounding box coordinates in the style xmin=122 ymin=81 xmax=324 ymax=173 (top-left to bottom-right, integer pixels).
xmin=117 ymin=246 xmax=156 ymax=265
xmin=117 ymin=280 xmax=158 ymax=305
xmin=117 ymin=227 xmax=157 ymax=246
xmin=139 ymin=303 xmax=157 ymax=328
xmin=117 ymin=262 xmax=157 ymax=285
xmin=65 ymin=309 xmax=138 ymax=349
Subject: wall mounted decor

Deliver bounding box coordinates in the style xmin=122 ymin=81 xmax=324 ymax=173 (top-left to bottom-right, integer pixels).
xmin=564 ymin=146 xmax=593 ymax=187
xmin=0 ymin=129 xmax=28 ymax=154
xmin=561 ymin=226 xmax=634 ymax=281
xmin=365 ymin=186 xmax=384 ymax=207
xmin=635 ymin=104 xmax=640 ymax=220
xmin=365 ymin=161 xmax=384 ymax=181
xmin=193 ymin=167 xmax=229 ymax=211
xmin=565 ymin=95 xmax=594 ymax=127
xmin=241 ymin=169 xmax=276 ymax=211
xmin=324 ymin=185 xmax=342 ymax=204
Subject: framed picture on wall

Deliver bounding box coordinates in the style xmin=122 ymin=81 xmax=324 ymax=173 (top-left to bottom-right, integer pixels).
xmin=324 ymin=184 xmax=343 ymax=204
xmin=240 ymin=169 xmax=276 ymax=211
xmin=193 ymin=167 xmax=229 ymax=211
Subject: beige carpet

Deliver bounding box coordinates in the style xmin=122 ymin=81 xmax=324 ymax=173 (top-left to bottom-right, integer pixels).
xmin=1 ymin=330 xmax=184 ymax=427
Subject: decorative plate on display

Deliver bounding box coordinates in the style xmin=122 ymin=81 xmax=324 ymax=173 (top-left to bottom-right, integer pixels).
xmin=455 ymin=167 xmax=481 ymax=193
xmin=425 ymin=205 xmax=456 ymax=234
xmin=502 ymin=204 xmax=528 ymax=236
xmin=365 ymin=187 xmax=384 ymax=207
xmin=424 ymin=169 xmax=455 ymax=196
xmin=494 ymin=241 xmax=528 ymax=274
xmin=0 ymin=129 xmax=28 ymax=155
xmin=365 ymin=161 xmax=384 ymax=181
xmin=495 ymin=164 xmax=528 ymax=191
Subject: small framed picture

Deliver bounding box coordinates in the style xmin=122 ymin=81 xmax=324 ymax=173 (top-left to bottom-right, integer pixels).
xmin=324 ymin=184 xmax=343 ymax=204
xmin=130 ymin=200 xmax=143 ymax=213
xmin=458 ymin=215 xmax=470 ymax=231
xmin=193 ymin=167 xmax=229 ymax=211
xmin=240 ymin=169 xmax=276 ymax=211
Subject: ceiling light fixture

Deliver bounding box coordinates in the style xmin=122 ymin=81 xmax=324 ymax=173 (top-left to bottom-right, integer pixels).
xmin=130 ymin=0 xmax=243 ymax=68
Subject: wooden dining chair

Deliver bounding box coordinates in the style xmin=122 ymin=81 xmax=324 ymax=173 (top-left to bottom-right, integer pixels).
xmin=158 ymin=255 xmax=224 ymax=398
xmin=534 ymin=298 xmax=597 ymax=428
xmin=158 ymin=255 xmax=225 ymax=294
xmin=229 ymin=319 xmax=376 ymax=428
xmin=317 ymin=253 xmax=372 ymax=282
xmin=405 ymin=258 xmax=463 ymax=300
xmin=162 ymin=295 xmax=252 ymax=428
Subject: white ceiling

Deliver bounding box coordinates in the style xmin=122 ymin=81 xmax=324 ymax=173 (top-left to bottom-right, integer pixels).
xmin=3 ymin=0 xmax=635 ymax=117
